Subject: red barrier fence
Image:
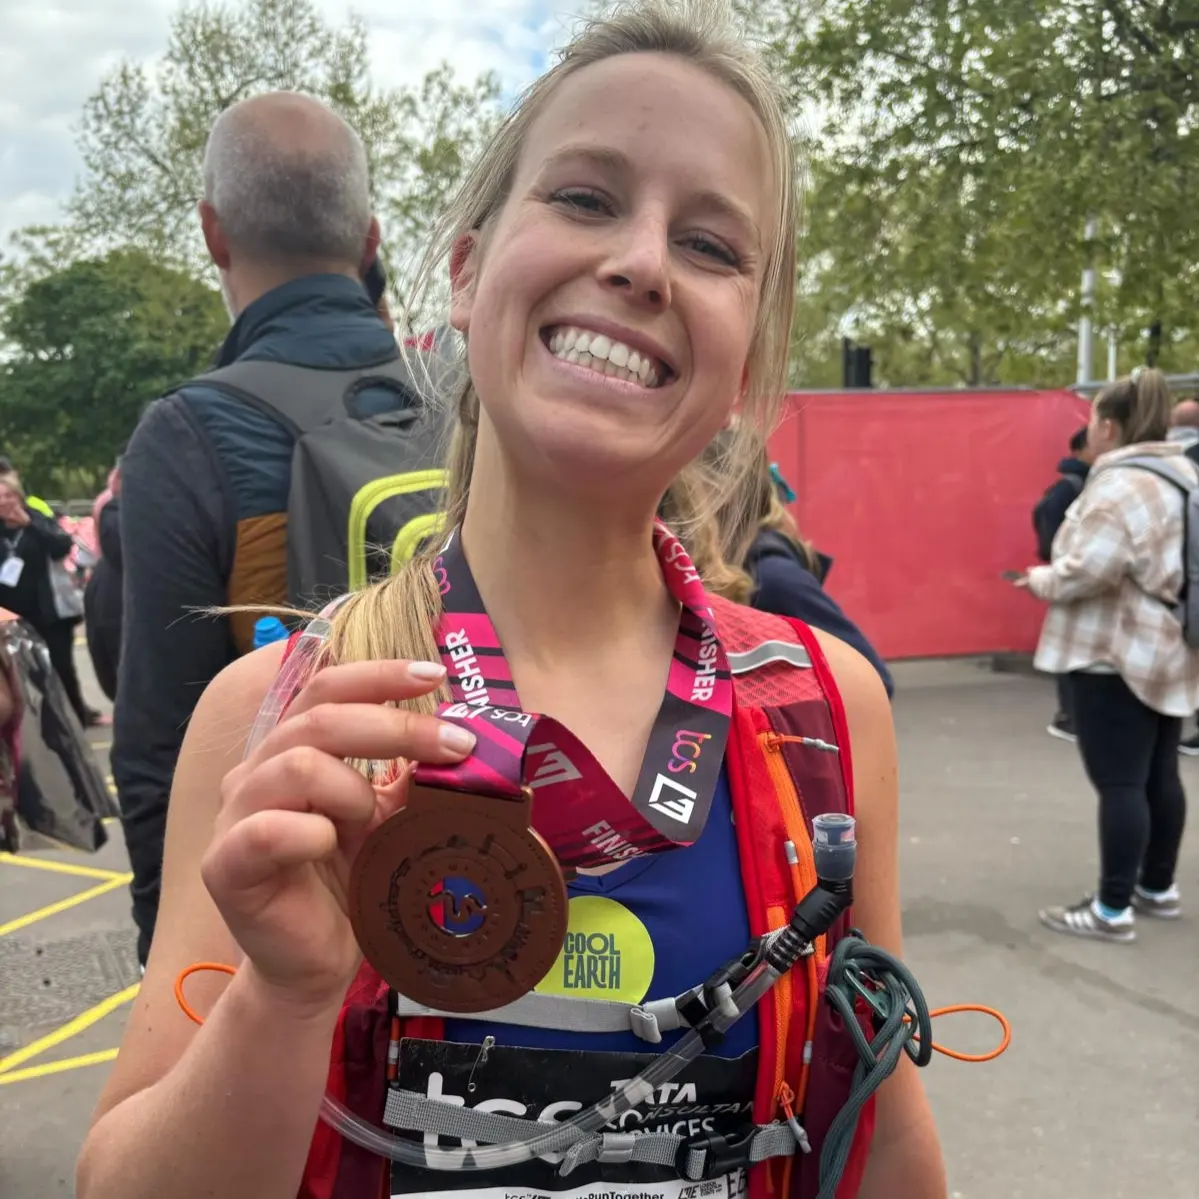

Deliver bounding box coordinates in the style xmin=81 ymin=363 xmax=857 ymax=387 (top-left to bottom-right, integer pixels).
xmin=767 ymin=388 xmax=1092 ymax=661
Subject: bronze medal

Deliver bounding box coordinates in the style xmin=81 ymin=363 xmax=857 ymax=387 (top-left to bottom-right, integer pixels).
xmin=349 ymin=784 xmax=568 ymax=1013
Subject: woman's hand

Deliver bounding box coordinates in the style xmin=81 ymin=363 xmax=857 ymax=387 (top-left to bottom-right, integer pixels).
xmin=199 ymin=658 xmax=472 ymax=1013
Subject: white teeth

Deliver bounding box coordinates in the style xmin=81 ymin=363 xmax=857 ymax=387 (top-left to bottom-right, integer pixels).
xmin=544 ymin=324 xmax=666 ymax=388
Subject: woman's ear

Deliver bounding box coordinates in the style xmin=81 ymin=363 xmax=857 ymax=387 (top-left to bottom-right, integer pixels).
xmin=449 ymin=232 xmax=480 ymax=335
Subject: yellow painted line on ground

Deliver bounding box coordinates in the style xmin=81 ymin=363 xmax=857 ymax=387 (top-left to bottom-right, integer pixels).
xmin=0 ymin=874 xmax=131 ymax=938
xmin=0 ymin=1048 xmax=119 ymax=1085
xmin=0 ymin=853 xmax=126 ymax=881
xmin=0 ymin=984 xmax=139 ymax=1077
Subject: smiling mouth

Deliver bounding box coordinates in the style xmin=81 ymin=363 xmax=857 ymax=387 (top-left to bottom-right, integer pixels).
xmin=542 ymin=325 xmax=670 ymax=389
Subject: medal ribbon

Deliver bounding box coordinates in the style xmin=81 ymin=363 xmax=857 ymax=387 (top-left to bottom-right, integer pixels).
xmin=413 ymin=522 xmax=732 ymax=869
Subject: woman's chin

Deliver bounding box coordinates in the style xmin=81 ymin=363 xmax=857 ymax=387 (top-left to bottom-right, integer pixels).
xmin=511 ymin=414 xmax=680 ymax=502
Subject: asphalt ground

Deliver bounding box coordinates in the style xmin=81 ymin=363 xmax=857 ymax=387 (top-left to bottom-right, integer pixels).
xmin=1 ymin=645 xmax=1196 ymax=1198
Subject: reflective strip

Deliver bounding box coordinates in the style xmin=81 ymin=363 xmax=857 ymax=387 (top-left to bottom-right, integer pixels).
xmin=726 ymin=641 xmax=812 ymax=674
xmin=392 ymin=991 xmax=691 ymax=1041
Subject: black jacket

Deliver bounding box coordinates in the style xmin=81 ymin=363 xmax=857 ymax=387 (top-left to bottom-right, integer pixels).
xmin=0 ymin=508 xmax=74 ymax=632
xmin=111 ymin=273 xmax=400 ymax=961
xmin=745 ymin=530 xmax=894 ymax=697
xmin=1033 ymin=457 xmax=1090 ymax=562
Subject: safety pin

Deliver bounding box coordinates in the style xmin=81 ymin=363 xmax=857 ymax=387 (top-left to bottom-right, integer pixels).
xmin=466 ymin=1035 xmax=496 ymax=1094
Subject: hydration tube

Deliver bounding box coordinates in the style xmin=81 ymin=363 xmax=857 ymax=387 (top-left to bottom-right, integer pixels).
xmin=319 ymin=813 xmax=858 ymax=1170
xmin=242 ymin=611 xmax=858 ymax=1172
xmin=243 ymin=613 xmax=334 ymax=756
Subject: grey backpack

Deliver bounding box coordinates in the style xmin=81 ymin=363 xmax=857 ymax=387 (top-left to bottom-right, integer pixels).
xmin=1120 ymin=456 xmax=1199 ymax=647
xmin=198 ymin=351 xmax=451 ymax=612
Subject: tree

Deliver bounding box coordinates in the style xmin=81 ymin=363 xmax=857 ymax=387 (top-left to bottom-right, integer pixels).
xmin=0 ymin=250 xmax=227 ymax=493
xmin=66 ymin=0 xmax=501 ymax=311
xmin=751 ymin=0 xmax=1199 ymax=386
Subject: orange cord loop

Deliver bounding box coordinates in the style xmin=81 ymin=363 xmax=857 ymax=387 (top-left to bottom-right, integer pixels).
xmin=910 ymin=1003 xmax=1012 ymax=1064
xmin=174 ymin=962 xmax=237 ymax=1026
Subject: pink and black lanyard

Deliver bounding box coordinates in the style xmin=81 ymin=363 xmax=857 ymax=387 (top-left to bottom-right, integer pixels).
xmin=414 ymin=521 xmax=733 ymax=869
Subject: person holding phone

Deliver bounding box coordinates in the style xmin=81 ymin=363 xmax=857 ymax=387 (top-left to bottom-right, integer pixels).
xmin=0 ymin=474 xmax=96 ymax=727
xmin=1012 ymin=369 xmax=1196 ymax=942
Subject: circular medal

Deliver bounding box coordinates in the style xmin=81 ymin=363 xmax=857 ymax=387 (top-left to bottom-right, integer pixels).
xmin=349 ymin=784 xmax=568 ymax=1013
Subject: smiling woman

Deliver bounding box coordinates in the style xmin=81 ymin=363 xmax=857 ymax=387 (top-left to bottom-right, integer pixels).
xmin=76 ymin=5 xmax=945 ymax=1199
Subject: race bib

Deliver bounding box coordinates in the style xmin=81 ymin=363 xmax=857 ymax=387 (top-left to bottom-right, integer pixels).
xmin=388 ymin=1040 xmax=756 ymax=1199
xmin=0 ymin=556 xmax=24 ymax=588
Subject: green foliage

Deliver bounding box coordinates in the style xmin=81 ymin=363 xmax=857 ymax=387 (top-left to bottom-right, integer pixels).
xmin=0 ymin=250 xmax=227 ymax=493
xmin=65 ymin=0 xmax=502 ymax=305
xmin=0 ymin=0 xmax=505 ymax=489
xmin=749 ymin=0 xmax=1199 ymax=386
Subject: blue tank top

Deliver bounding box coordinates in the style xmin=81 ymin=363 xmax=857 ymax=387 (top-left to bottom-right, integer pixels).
xmin=443 ymin=766 xmax=757 ymax=1057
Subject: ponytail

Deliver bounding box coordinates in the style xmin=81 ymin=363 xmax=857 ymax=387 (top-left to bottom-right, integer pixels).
xmin=1095 ymin=367 xmax=1173 ymax=445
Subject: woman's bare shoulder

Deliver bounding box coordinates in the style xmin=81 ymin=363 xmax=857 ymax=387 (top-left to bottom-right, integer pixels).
xmin=809 ymin=627 xmax=892 ymax=732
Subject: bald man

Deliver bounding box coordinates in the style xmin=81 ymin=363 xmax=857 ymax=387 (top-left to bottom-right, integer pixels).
xmin=112 ymin=93 xmax=412 ymax=966
xmin=1169 ymin=397 xmax=1199 ymax=469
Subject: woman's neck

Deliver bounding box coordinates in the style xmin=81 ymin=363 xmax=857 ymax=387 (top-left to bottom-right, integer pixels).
xmin=460 ymin=493 xmax=676 ymax=670
xmin=459 ymin=424 xmax=681 ymax=668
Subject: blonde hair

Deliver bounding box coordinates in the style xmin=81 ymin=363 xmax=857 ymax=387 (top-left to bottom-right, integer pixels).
xmin=686 ymin=429 xmax=818 ymax=605
xmin=315 ymin=0 xmax=799 ymax=708
xmin=1095 ymin=368 xmax=1174 ymax=446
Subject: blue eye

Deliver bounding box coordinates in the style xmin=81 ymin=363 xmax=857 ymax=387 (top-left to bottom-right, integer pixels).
xmin=551 ymin=189 xmax=610 ymax=214
xmin=682 ymin=233 xmax=740 ymax=268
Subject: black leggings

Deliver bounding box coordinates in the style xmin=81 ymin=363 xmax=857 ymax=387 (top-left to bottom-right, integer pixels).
xmin=1071 ymin=672 xmax=1188 ymax=910
xmin=39 ymin=620 xmax=90 ymax=727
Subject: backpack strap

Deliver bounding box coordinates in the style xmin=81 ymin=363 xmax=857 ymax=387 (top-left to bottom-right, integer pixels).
xmin=1117 ymin=456 xmax=1197 ymax=494
xmin=194 ymin=356 xmax=423 ymax=437
xmin=708 ymin=594 xmax=854 ymax=806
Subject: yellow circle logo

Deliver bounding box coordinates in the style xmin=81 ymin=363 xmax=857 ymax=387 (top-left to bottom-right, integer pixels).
xmin=535 ymin=895 xmax=655 ymax=1003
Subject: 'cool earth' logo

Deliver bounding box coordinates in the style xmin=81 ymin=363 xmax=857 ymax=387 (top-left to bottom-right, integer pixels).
xmin=534 ymin=895 xmax=655 ymax=1002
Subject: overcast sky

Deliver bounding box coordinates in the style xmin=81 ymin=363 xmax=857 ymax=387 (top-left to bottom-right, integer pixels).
xmin=0 ymin=0 xmax=585 ymax=249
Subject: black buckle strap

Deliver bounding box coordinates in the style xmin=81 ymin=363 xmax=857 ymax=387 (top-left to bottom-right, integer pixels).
xmin=678 ymin=941 xmax=771 ymax=1051
xmin=675 ymin=1128 xmax=757 ymax=1180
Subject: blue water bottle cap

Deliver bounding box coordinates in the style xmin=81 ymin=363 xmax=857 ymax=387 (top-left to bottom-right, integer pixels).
xmin=253 ymin=616 xmax=290 ymax=649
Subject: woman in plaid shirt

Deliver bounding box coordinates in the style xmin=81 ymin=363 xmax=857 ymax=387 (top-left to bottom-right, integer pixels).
xmin=1018 ymin=368 xmax=1195 ymax=942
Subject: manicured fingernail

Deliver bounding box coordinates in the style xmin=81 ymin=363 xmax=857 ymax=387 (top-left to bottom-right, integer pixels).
xmin=439 ymin=723 xmax=476 ymax=754
xmin=408 ymin=660 xmax=447 ymax=682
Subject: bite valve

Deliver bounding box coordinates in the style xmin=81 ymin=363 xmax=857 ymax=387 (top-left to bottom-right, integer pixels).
xmin=765 ymin=814 xmax=857 ymax=974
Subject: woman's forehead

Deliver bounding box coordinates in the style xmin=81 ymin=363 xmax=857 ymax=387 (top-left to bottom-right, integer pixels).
xmin=516 ymin=52 xmax=774 ymax=240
